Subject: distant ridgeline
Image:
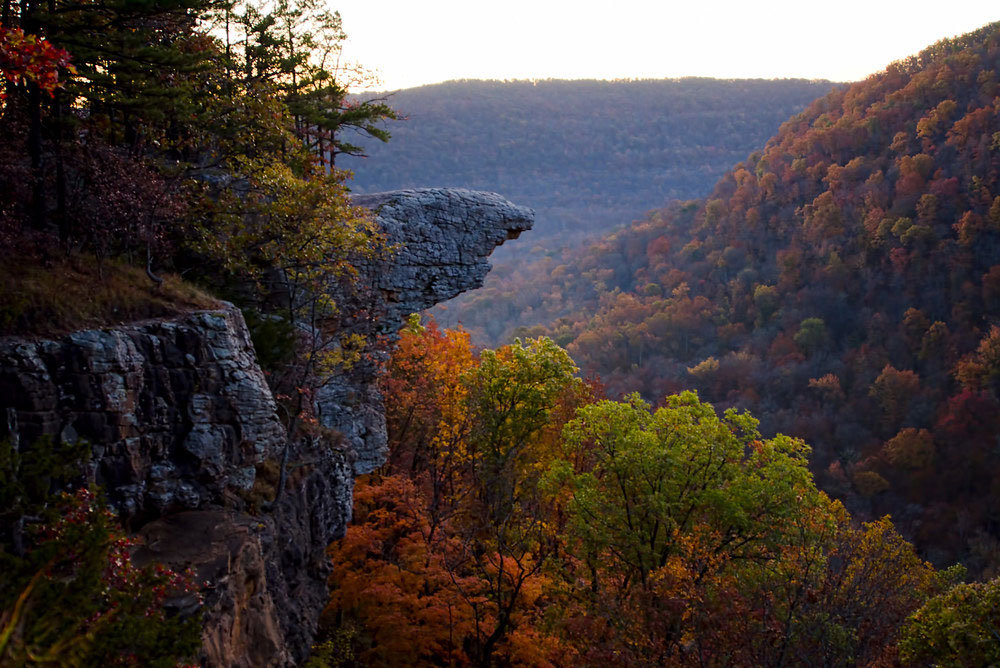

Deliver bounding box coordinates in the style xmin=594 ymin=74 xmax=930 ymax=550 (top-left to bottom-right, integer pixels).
xmin=490 ymin=22 xmax=1000 ymax=575
xmin=342 ymin=78 xmax=837 ymax=247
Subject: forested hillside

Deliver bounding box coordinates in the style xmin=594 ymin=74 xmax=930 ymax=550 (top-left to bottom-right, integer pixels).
xmin=0 ymin=0 xmax=393 ymax=662
xmin=485 ymin=22 xmax=1000 ymax=575
xmin=10 ymin=0 xmax=1000 ymax=663
xmin=318 ymin=320 xmax=975 ymax=667
xmin=342 ymin=78 xmax=836 ymax=247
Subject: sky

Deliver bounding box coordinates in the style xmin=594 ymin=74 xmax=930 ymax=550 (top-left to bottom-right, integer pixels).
xmin=334 ymin=1 xmax=999 ymax=92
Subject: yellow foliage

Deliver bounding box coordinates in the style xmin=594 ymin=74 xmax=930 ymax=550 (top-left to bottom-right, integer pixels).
xmin=883 ymin=428 xmax=935 ymax=470
xmin=853 ymin=470 xmax=890 ymax=497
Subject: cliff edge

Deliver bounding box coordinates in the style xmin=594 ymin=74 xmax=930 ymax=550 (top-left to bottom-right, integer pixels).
xmin=0 ymin=188 xmax=533 ymax=666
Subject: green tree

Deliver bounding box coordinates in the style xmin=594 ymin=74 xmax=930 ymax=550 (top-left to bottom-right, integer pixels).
xmin=188 ymin=157 xmax=383 ymax=504
xmin=216 ymin=0 xmax=395 ymax=165
xmin=899 ymin=576 xmax=1000 ymax=667
xmin=752 ymin=284 xmax=779 ymax=323
xmin=2 ymin=0 xmax=221 ymax=239
xmin=553 ymin=391 xmax=819 ymax=595
xmin=464 ymin=337 xmax=581 ymax=519
xmin=547 ymin=392 xmax=833 ymax=665
xmin=793 ymin=317 xmax=829 ymax=355
xmin=546 ymin=393 xmax=946 ymax=666
xmin=455 ymin=337 xmax=582 ymax=668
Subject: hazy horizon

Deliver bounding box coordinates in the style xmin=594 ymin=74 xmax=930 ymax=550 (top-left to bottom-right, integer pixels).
xmin=335 ymin=1 xmax=998 ymax=92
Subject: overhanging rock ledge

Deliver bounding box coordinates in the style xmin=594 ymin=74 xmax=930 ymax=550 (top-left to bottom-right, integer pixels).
xmin=0 ymin=188 xmax=533 ymax=667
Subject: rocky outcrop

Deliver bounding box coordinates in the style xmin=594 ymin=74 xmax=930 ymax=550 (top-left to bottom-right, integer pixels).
xmin=135 ymin=510 xmax=291 ymax=666
xmin=321 ymin=188 xmax=534 ymax=475
xmin=0 ymin=308 xmax=285 ymax=524
xmin=350 ymin=188 xmax=533 ymax=332
xmin=0 ymin=188 xmax=533 ymax=666
xmin=0 ymin=307 xmax=308 ymax=667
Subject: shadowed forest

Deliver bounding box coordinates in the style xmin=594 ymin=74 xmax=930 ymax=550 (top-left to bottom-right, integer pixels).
xmin=343 ymin=78 xmax=836 ymax=246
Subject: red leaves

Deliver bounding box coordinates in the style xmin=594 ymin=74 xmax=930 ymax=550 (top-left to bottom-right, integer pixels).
xmin=42 ymin=488 xmax=203 ymax=615
xmin=326 ymin=475 xmax=479 ymax=667
xmin=0 ymin=25 xmax=75 ymax=99
xmin=6 ymin=487 xmax=203 ymax=666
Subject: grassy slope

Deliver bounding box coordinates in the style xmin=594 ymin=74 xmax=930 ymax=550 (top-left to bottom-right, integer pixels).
xmin=0 ymin=253 xmax=220 ymax=338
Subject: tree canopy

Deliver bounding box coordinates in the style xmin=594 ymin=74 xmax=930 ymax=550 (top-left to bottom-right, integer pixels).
xmin=322 ymin=320 xmax=958 ymax=667
xmin=443 ymin=21 xmax=1000 ymax=579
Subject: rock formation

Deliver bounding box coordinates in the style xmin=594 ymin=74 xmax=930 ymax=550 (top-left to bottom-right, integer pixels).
xmin=0 ymin=188 xmax=532 ymax=666
xmin=1 ymin=309 xmax=284 ymax=522
xmin=350 ymin=188 xmax=533 ymax=332
xmin=321 ymin=188 xmax=533 ymax=475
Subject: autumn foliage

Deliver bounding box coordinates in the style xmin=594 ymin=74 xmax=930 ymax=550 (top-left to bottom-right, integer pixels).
xmin=324 ymin=23 xmax=1000 ymax=664
xmin=0 ymin=435 xmax=202 ymax=667
xmin=1 ymin=0 xmax=395 ymax=662
xmin=321 ymin=320 xmax=959 ymax=667
xmin=426 ymin=21 xmax=1000 ymax=578
xmin=0 ymin=26 xmax=73 ymax=99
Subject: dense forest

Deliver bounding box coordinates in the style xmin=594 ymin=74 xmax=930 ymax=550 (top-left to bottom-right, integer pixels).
xmin=314 ymin=24 xmax=1000 ymax=666
xmin=5 ymin=0 xmax=1000 ymax=664
xmin=342 ymin=78 xmax=836 ymax=248
xmin=316 ymin=318 xmax=987 ymax=667
xmin=453 ymin=22 xmax=1000 ymax=579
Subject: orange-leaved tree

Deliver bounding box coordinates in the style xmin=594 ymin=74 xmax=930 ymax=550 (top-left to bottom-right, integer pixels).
xmin=326 ymin=327 xmax=949 ymax=667
xmin=326 ymin=323 xmax=587 ymax=667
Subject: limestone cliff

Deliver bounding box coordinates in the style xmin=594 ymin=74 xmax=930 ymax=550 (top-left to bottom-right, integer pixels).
xmin=0 ymin=188 xmax=533 ymax=666
xmin=0 ymin=308 xmax=285 ymax=522
xmin=321 ymin=188 xmax=533 ymax=475
xmin=351 ymin=188 xmax=533 ymax=331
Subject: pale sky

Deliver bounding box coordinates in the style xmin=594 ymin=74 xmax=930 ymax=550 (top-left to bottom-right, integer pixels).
xmin=334 ymin=1 xmax=998 ymax=92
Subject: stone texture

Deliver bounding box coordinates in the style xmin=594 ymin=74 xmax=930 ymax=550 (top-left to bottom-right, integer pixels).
xmin=135 ymin=510 xmax=290 ymax=668
xmin=351 ymin=188 xmax=534 ymax=331
xmin=0 ymin=307 xmax=317 ymax=667
xmin=0 ymin=188 xmax=533 ymax=666
xmin=0 ymin=308 xmax=285 ymax=523
xmin=322 ymin=188 xmax=534 ymax=475
xmin=266 ymin=437 xmax=355 ymax=662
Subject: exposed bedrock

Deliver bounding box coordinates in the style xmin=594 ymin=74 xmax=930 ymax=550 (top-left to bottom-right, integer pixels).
xmin=321 ymin=188 xmax=534 ymax=475
xmin=350 ymin=187 xmax=534 ymax=329
xmin=0 ymin=188 xmax=532 ymax=666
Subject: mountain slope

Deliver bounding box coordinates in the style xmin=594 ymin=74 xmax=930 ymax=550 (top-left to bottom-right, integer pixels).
xmin=343 ymin=78 xmax=836 ymax=249
xmin=516 ymin=22 xmax=1000 ymax=573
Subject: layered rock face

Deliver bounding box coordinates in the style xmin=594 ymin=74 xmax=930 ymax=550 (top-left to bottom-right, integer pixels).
xmin=0 ymin=309 xmax=284 ymax=522
xmin=0 ymin=307 xmax=305 ymax=666
xmin=0 ymin=188 xmax=532 ymax=666
xmin=351 ymin=188 xmax=533 ymax=331
xmin=320 ymin=188 xmax=533 ymax=475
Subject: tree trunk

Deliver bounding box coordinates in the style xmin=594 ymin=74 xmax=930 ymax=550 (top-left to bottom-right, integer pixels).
xmin=53 ymin=91 xmax=68 ymax=244
xmin=28 ymin=82 xmax=45 ymax=232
